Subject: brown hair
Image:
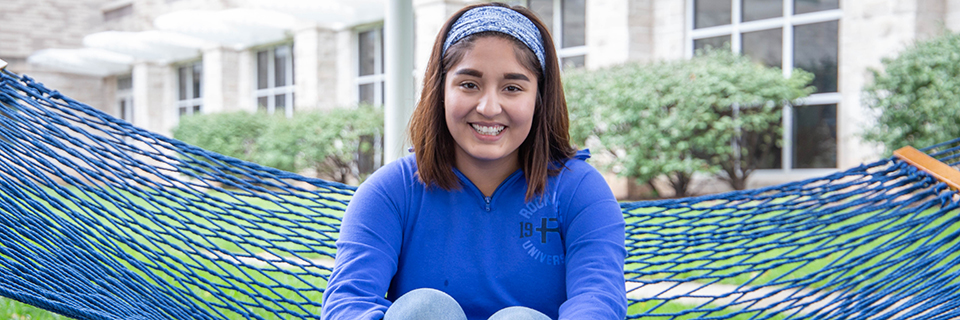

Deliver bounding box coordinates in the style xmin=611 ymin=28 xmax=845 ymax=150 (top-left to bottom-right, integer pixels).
xmin=408 ymin=2 xmax=576 ymax=200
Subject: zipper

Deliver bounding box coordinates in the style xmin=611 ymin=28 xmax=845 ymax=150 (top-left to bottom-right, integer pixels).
xmin=454 ymin=168 xmax=522 ymax=212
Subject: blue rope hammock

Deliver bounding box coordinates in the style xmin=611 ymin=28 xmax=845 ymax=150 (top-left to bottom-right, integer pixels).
xmin=1 ymin=68 xmax=958 ymax=319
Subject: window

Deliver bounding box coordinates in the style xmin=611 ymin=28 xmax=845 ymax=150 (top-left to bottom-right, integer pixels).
xmin=256 ymin=44 xmax=295 ymax=117
xmin=688 ymin=0 xmax=840 ymax=170
xmin=117 ymin=74 xmax=133 ymax=123
xmin=512 ymin=0 xmax=587 ymax=69
xmin=357 ymin=27 xmax=384 ymax=106
xmin=176 ymin=61 xmax=202 ymax=119
xmin=356 ymin=27 xmax=385 ymax=174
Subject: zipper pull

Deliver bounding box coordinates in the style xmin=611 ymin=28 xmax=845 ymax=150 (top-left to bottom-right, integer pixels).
xmin=484 ymin=196 xmax=491 ymax=212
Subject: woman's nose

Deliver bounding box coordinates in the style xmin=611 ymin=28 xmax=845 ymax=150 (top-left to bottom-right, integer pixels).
xmin=476 ymin=90 xmax=502 ymax=117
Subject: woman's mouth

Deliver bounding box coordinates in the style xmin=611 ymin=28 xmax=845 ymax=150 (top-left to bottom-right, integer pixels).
xmin=471 ymin=123 xmax=504 ymax=136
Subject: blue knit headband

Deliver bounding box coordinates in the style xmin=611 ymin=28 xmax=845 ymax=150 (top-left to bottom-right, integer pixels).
xmin=443 ymin=6 xmax=546 ymax=70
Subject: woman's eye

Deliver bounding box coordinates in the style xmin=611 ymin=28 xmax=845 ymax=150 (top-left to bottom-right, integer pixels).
xmin=505 ymin=85 xmax=522 ymax=92
xmin=461 ymin=83 xmax=478 ymax=89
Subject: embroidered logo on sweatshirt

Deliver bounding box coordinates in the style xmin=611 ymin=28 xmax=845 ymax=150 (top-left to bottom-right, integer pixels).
xmin=517 ymin=198 xmax=565 ymax=266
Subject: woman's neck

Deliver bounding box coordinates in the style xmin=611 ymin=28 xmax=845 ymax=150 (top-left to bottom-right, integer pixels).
xmin=454 ymin=151 xmax=521 ymax=198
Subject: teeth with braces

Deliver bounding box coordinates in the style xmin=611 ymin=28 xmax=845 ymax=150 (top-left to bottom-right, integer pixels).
xmin=471 ymin=124 xmax=504 ymax=136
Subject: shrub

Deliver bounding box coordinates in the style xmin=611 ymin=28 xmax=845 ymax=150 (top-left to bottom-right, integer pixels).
xmin=863 ymin=32 xmax=960 ymax=154
xmin=565 ymin=50 xmax=813 ymax=196
xmin=172 ymin=111 xmax=268 ymax=161
xmin=173 ymin=106 xmax=384 ymax=184
xmin=295 ymin=105 xmax=384 ymax=183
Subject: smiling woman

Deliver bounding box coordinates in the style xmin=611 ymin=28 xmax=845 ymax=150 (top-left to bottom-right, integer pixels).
xmin=443 ymin=35 xmax=538 ymax=197
xmin=320 ymin=3 xmax=627 ymax=320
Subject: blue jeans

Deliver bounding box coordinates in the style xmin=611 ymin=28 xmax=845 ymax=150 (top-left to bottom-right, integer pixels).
xmin=384 ymin=288 xmax=552 ymax=320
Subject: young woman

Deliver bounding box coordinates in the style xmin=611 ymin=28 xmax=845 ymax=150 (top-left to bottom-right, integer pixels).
xmin=321 ymin=3 xmax=626 ymax=320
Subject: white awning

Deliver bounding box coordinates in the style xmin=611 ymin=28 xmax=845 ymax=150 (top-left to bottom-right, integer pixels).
xmin=247 ymin=0 xmax=385 ymax=29
xmin=83 ymin=30 xmax=208 ymax=63
xmin=153 ymin=8 xmax=298 ymax=50
xmin=27 ymin=48 xmax=134 ymax=77
xmin=27 ymin=1 xmax=390 ymax=77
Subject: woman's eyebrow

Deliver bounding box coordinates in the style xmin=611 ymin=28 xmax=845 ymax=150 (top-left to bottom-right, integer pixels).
xmin=454 ymin=69 xmax=483 ymax=77
xmin=504 ymin=73 xmax=530 ymax=81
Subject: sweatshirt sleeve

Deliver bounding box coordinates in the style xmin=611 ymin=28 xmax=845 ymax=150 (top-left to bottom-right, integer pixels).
xmin=320 ymin=163 xmax=406 ymax=320
xmin=558 ymin=165 xmax=627 ymax=320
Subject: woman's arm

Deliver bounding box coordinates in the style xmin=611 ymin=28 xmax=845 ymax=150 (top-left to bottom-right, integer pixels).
xmin=558 ymin=165 xmax=627 ymax=320
xmin=321 ymin=164 xmax=407 ymax=320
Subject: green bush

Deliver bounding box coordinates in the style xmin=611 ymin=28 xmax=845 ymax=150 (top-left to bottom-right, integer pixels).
xmin=172 ymin=111 xmax=268 ymax=161
xmin=863 ymin=32 xmax=960 ymax=154
xmin=173 ymin=106 xmax=384 ymax=184
xmin=252 ymin=113 xmax=307 ymax=173
xmin=295 ymin=105 xmax=384 ymax=183
xmin=565 ymin=50 xmax=813 ymax=196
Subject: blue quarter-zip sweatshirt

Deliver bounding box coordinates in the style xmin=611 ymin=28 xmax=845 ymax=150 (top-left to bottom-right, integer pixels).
xmin=321 ymin=150 xmax=627 ymax=320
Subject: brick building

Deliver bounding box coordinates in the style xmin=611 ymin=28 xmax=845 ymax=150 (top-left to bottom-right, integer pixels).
xmin=1 ymin=0 xmax=957 ymax=196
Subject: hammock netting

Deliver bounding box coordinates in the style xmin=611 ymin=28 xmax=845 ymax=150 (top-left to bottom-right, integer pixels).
xmin=1 ymin=68 xmax=959 ymax=320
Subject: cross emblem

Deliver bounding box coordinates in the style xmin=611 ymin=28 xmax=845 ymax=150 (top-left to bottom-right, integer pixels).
xmin=536 ymin=217 xmax=560 ymax=244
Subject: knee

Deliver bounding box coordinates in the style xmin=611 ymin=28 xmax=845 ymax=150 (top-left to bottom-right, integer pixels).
xmin=488 ymin=306 xmax=551 ymax=320
xmin=393 ymin=288 xmax=458 ymax=308
xmin=385 ymin=288 xmax=466 ymax=320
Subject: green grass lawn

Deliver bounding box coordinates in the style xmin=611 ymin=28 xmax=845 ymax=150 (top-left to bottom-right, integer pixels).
xmin=0 ymin=298 xmax=67 ymax=320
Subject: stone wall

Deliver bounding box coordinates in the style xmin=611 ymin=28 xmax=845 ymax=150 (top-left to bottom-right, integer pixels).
xmin=587 ymin=0 xmax=630 ymax=68
xmin=0 ymin=0 xmax=105 ymax=59
xmin=0 ymin=0 xmax=110 ymax=111
xmin=294 ymin=26 xmax=340 ymax=111
xmin=132 ymin=62 xmax=173 ymax=135
xmin=837 ymin=0 xmax=936 ymax=167
xmin=948 ymin=0 xmax=960 ymax=30
xmin=651 ymin=0 xmax=686 ymax=61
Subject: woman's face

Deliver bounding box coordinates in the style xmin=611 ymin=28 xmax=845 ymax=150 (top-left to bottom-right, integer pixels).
xmin=444 ymin=36 xmax=538 ymax=170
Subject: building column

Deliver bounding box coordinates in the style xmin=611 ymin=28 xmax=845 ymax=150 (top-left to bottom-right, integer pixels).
xmin=588 ymin=0 xmax=631 ymax=68
xmin=202 ymin=46 xmax=240 ymax=114
xmin=132 ymin=61 xmax=171 ymax=135
xmin=651 ymin=0 xmax=686 ymax=60
xmin=916 ymin=0 xmax=947 ymax=39
xmin=295 ymin=25 xmax=339 ymax=111
xmin=949 ymin=0 xmax=960 ymax=31
xmin=626 ymin=0 xmax=655 ymax=63
xmin=385 ymin=0 xmax=416 ymax=162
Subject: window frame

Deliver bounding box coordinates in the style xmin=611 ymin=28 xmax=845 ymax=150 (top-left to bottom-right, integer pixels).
xmin=356 ymin=26 xmax=385 ymax=106
xmin=554 ymin=0 xmax=587 ymax=69
xmin=116 ymin=74 xmax=133 ymax=123
xmin=175 ymin=60 xmax=203 ymax=119
xmin=353 ymin=25 xmax=386 ymax=173
xmin=686 ymin=0 xmax=842 ymax=171
xmin=255 ymin=43 xmax=296 ymax=117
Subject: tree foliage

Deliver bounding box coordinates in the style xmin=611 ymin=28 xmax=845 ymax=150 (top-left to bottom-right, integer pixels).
xmin=565 ymin=50 xmax=813 ymax=197
xmin=863 ymin=32 xmax=960 ymax=154
xmin=173 ymin=106 xmax=384 ymax=184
